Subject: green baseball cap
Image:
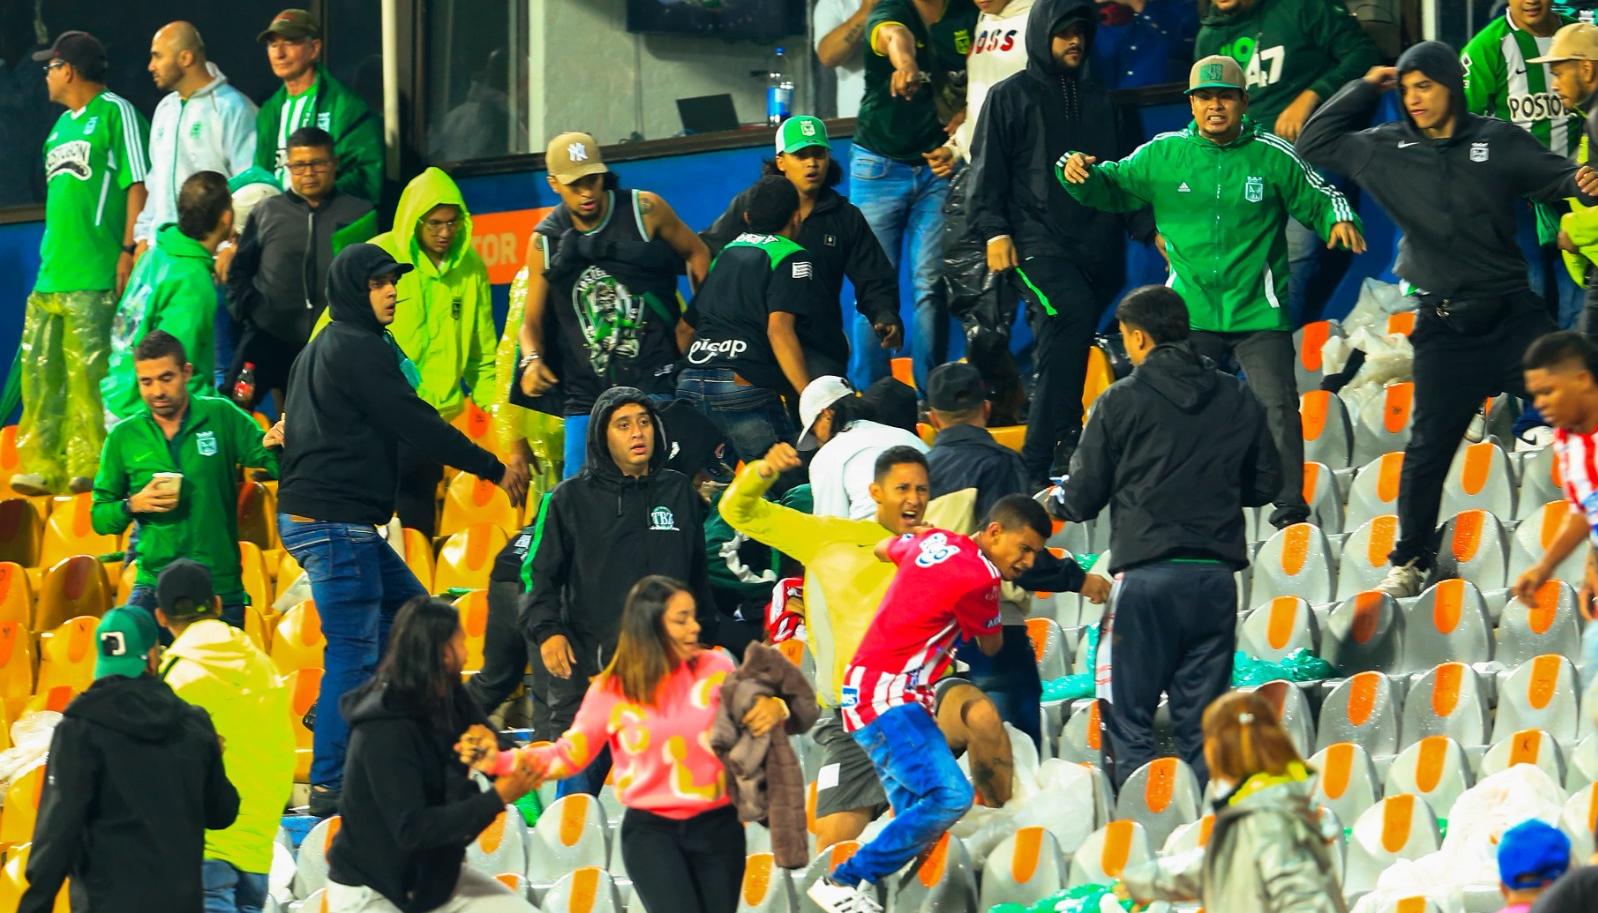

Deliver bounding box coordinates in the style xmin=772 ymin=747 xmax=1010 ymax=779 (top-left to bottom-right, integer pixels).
xmin=1187 ymin=55 xmax=1246 ymax=95
xmin=94 ymin=606 xmax=160 ymax=681
xmin=775 ymin=115 xmax=829 ymax=156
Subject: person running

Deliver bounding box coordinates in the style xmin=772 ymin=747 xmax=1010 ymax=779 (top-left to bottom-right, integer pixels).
xmin=328 ymin=597 xmax=538 ymax=913
xmin=1060 ymin=54 xmax=1362 ymax=530
xmin=806 ymin=495 xmax=1048 ymax=913
xmin=13 ymin=30 xmax=150 ymax=498
xmin=680 ymin=175 xmax=813 ymax=461
xmin=1296 ymin=45 xmax=1598 ymax=597
xmin=703 ymin=116 xmax=901 ymax=381
xmin=518 ymin=131 xmax=710 ymax=478
xmin=465 ymin=577 xmax=790 ymax=913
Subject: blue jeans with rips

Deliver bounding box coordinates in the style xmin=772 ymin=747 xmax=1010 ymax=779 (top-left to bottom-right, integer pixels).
xmin=277 ymin=515 xmax=428 ymax=790
xmin=829 ymin=703 xmax=973 ymax=887
xmin=202 ymin=859 xmax=268 ymax=913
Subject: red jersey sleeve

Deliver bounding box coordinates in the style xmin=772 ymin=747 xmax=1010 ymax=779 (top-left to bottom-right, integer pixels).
xmin=952 ymin=559 xmax=1002 ymax=640
xmin=885 ymin=531 xmax=921 ymax=567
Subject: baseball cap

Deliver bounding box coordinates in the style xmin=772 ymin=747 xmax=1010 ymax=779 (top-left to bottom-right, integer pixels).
xmin=1187 ymin=55 xmax=1246 ymax=95
xmin=95 ymin=607 xmax=161 ymax=681
xmin=1496 ymin=819 xmax=1571 ymax=890
xmin=546 ymin=132 xmax=609 ymax=185
xmin=1529 ymin=22 xmax=1598 ymax=63
xmin=775 ymin=116 xmax=830 ymax=156
xmin=927 ymin=362 xmax=987 ymax=413
xmin=32 ymin=31 xmax=106 ymax=70
xmin=797 ymin=376 xmax=854 ymax=451
xmin=258 ymin=9 xmax=321 ymax=43
xmin=157 ymin=559 xmax=219 ymax=620
xmin=658 ymin=399 xmax=733 ymax=483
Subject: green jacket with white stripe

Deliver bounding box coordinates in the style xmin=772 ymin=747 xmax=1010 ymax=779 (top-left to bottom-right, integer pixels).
xmin=1058 ymin=117 xmax=1359 ymax=333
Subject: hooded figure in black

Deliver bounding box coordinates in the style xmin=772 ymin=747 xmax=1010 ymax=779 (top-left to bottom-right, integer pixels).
xmin=520 ymin=386 xmax=714 ymax=790
xmin=1297 ymin=44 xmax=1598 ymax=589
xmin=966 ymin=0 xmax=1155 ymax=486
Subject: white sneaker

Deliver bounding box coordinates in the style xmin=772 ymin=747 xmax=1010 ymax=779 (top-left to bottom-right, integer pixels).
xmin=8 ymin=473 xmax=50 ymax=497
xmin=807 ymin=877 xmax=883 ymax=913
xmin=1516 ymin=426 xmax=1555 ymax=453
xmin=1376 ymin=560 xmax=1426 ymax=598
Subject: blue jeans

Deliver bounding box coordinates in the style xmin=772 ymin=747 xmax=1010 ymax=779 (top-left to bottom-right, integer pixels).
xmin=1519 ymin=203 xmax=1584 ymax=330
xmin=830 ymin=703 xmax=973 ymax=887
xmin=849 ymin=145 xmax=950 ymax=392
xmin=960 ymin=625 xmax=1042 ymax=750
xmin=127 ymin=584 xmax=247 ymax=631
xmin=202 ymin=859 xmax=268 ymax=913
xmin=277 ymin=515 xmax=428 ymax=789
xmin=675 ymin=368 xmax=793 ymax=464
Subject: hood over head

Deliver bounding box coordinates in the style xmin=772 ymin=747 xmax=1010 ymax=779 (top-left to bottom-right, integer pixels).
xmin=585 ymin=386 xmax=668 ymax=481
xmin=1396 ymin=41 xmax=1467 ymax=137
xmin=390 ymin=166 xmax=474 ymax=273
xmin=325 ymin=242 xmax=413 ymax=332
xmin=165 ymin=618 xmax=270 ymax=689
xmin=65 ymin=674 xmax=192 ymax=743
xmin=1026 ymin=0 xmax=1097 ymax=82
xmin=1135 ymin=341 xmax=1219 ymax=413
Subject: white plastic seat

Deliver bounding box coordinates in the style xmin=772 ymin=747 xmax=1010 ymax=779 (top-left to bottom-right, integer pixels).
xmin=1301 ymin=389 xmax=1354 ymax=471
xmin=1480 ymin=728 xmax=1568 ymax=785
xmin=1434 ymin=509 xmax=1509 ymax=591
xmin=1309 ymin=742 xmax=1383 ymax=833
xmin=1316 ymin=671 xmax=1400 ymax=756
xmin=1239 ymin=596 xmax=1319 ymax=661
xmin=1250 ymin=679 xmax=1316 ymax=757
xmin=1567 ymin=735 xmax=1598 ymax=793
xmin=1345 ymin=452 xmax=1405 ymax=533
xmin=1397 ymin=579 xmax=1492 ymax=673
xmin=1511 ymin=502 xmax=1587 ymax=589
xmin=1322 ymin=590 xmax=1401 ymax=676
xmin=292 ymin=814 xmax=341 ymax=898
xmin=1496 ymin=582 xmax=1583 ymax=668
xmin=1302 ymin=460 xmax=1345 ymax=535
xmin=1112 ymin=757 xmax=1202 ymax=851
xmin=1560 ymin=782 xmax=1598 ymax=861
xmin=1057 ymin=700 xmax=1103 ymax=766
xmin=979 ymin=826 xmax=1067 ymax=910
xmin=1493 ymin=655 xmax=1581 ymax=743
xmin=1400 ymin=661 xmax=1489 ymax=749
xmin=1440 ymin=441 xmax=1516 ymax=519
xmin=1025 ymin=617 xmax=1069 ymax=682
xmin=1066 ymin=820 xmax=1153 ymax=887
xmin=798 ymin=842 xmax=864 ymax=913
xmin=736 ymin=852 xmax=794 ymax=913
xmin=526 ymin=794 xmax=609 ymax=892
xmin=889 ymin=832 xmax=976 ymax=913
xmin=1343 ymin=794 xmax=1441 ymax=897
xmin=540 ymin=867 xmax=623 ymax=913
xmin=1295 ymin=320 xmax=1343 ymax=394
xmin=1352 ymin=382 xmax=1415 ymax=466
xmin=1336 ymin=516 xmax=1401 ymax=599
xmin=1383 ymin=736 xmax=1473 ymax=818
xmin=1516 ymin=448 xmax=1563 ymax=520
xmin=465 ymin=805 xmax=528 ymax=878
xmin=1251 ymin=522 xmax=1337 ymax=605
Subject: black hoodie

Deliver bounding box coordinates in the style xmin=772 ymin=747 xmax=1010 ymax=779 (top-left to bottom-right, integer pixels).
xmin=20 ymin=675 xmax=239 ymax=913
xmin=1297 ymin=41 xmax=1597 ymax=300
xmin=520 ymin=387 xmax=715 ymax=660
xmin=1056 ymin=342 xmax=1280 ymax=573
xmin=967 ymin=0 xmax=1153 ymax=279
xmin=329 ymin=682 xmax=507 ymax=913
xmin=278 ymin=243 xmax=505 ymax=525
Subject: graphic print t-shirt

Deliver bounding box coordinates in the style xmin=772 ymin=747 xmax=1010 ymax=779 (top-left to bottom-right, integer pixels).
xmin=38 ymin=91 xmax=151 ymax=293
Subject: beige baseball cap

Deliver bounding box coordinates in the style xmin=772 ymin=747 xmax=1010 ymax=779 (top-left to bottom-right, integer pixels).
xmin=1187 ymin=55 xmax=1246 ymax=94
xmin=545 ymin=132 xmax=609 ymax=185
xmin=1529 ymin=23 xmax=1598 ymax=64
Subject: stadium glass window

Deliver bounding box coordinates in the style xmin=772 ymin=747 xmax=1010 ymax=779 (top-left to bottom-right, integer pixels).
xmin=423 ymin=0 xmax=532 ymax=164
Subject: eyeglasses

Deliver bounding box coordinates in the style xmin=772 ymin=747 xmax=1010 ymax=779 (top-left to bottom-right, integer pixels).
xmin=285 ymin=159 xmax=333 ymax=174
xmin=422 ymin=218 xmax=460 ymax=233
xmin=41 ymin=60 xmax=65 ymax=74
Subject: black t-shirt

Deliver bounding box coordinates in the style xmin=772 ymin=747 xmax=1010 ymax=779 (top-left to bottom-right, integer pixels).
xmin=1533 ymin=867 xmax=1598 ymax=913
xmin=683 ymin=233 xmax=811 ymax=392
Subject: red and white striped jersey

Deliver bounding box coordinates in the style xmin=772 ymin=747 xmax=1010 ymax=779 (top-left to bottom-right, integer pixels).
xmin=839 ymin=529 xmax=1002 ymax=732
xmin=1555 ymin=426 xmax=1598 ymax=545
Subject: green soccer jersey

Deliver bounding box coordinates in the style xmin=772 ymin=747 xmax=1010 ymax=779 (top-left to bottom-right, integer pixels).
xmin=271 ymin=81 xmax=321 ymax=188
xmin=37 ymin=91 xmax=151 ymax=293
xmin=859 ymin=0 xmax=978 ymax=163
xmin=1461 ymin=13 xmax=1581 ymax=156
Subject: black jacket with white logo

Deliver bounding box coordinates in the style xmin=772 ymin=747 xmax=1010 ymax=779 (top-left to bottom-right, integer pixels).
xmin=683 ymin=233 xmax=812 ymax=392
xmin=1297 ymin=41 xmax=1595 ymax=300
xmin=520 ymin=387 xmax=715 ymax=659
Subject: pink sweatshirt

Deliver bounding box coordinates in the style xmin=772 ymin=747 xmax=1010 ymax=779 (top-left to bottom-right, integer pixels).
xmin=502 ymin=649 xmax=735 ymax=820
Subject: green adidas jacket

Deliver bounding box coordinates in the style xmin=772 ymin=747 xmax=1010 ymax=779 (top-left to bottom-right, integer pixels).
xmin=101 ymin=224 xmax=219 ymax=422
xmin=254 ymin=65 xmax=382 ymax=204
xmin=91 ymin=395 xmax=280 ymax=603
xmin=1058 ymin=119 xmax=1359 ymax=333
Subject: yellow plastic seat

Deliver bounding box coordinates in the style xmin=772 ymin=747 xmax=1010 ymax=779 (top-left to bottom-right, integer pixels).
xmin=277 ymin=549 xmax=305 ymax=591
xmin=988 ymin=425 xmax=1026 ymax=452
xmin=287 ymin=666 xmax=323 ymax=782
xmin=271 ymin=600 xmax=326 ymax=673
xmin=0 ymin=763 xmax=47 ymax=848
xmin=36 ymin=615 xmax=99 ymax=699
xmin=115 ymin=560 xmax=137 ymax=606
xmin=0 ymin=561 xmax=33 ymax=626
xmin=34 ymin=555 xmax=112 ymax=631
xmin=0 ymin=620 xmax=35 ymax=720
xmin=0 ymin=498 xmax=41 ymax=567
xmin=455 ymin=589 xmax=490 ymax=673
xmin=239 ymin=541 xmax=273 ymax=614
xmin=434 ymin=524 xmax=506 ymax=592
xmin=39 ymin=493 xmax=118 ymax=567
xmin=242 ymin=603 xmax=272 ymax=652
xmin=440 ymin=472 xmax=521 ymax=537
xmin=21 ymin=685 xmax=79 ymax=718
xmin=401 ymin=527 xmax=435 ymax=593
xmin=236 ymin=480 xmax=278 ymax=550
xmin=0 ymin=842 xmax=71 ymax=911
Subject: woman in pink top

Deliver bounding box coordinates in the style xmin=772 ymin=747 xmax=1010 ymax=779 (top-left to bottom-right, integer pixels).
xmin=460 ymin=576 xmax=788 ymax=913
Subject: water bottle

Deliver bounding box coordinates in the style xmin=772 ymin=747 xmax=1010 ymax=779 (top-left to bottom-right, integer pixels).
xmin=766 ymin=47 xmax=794 ymax=126
xmin=232 ymin=362 xmax=256 ymax=407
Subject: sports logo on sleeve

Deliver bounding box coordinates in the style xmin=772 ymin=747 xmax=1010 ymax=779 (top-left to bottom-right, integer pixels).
xmin=914 ymin=532 xmax=961 ymax=568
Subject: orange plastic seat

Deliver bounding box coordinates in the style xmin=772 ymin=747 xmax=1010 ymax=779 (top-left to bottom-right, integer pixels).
xmin=0 ymin=498 xmax=41 ymax=567
xmin=38 ymin=493 xmax=117 ymax=567
xmin=916 ymin=422 xmax=936 ymax=446
xmin=1081 ymin=345 xmax=1114 ymax=414
xmin=989 ymin=425 xmax=1026 ymax=452
xmin=0 ymin=562 xmax=32 ymax=626
xmin=401 ymin=527 xmax=435 ymax=593
xmin=271 ymin=600 xmax=326 ymax=673
xmin=0 ymin=620 xmax=35 ymax=720
xmin=287 ymin=666 xmax=323 ymax=782
xmin=236 ymin=480 xmax=278 ymax=550
xmin=455 ymin=589 xmax=489 ymax=673
xmin=35 ymin=616 xmax=99 ymax=699
xmin=434 ymin=524 xmax=507 ymax=592
xmin=452 ymin=398 xmax=494 ymax=445
xmin=0 ymin=842 xmax=71 ymax=911
xmin=277 ymin=549 xmax=305 ymax=591
xmin=890 ymin=357 xmax=915 ymax=390
xmin=0 ymin=763 xmax=46 ymax=847
xmin=239 ymin=541 xmax=273 ymax=614
xmin=34 ymin=556 xmax=112 ymax=631
xmin=439 ymin=473 xmax=520 ymax=537
xmin=242 ymin=603 xmax=273 ymax=652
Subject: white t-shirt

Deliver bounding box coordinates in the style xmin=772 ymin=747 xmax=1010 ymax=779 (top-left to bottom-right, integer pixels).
xmin=951 ymin=0 xmax=1034 ymax=162
xmin=810 ymin=420 xmax=932 ymax=521
xmin=814 ymin=0 xmax=867 ymax=119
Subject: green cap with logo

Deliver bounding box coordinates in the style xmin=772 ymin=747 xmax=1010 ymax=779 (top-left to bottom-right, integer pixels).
xmin=775 ymin=115 xmax=830 ymax=156
xmin=1186 ymin=55 xmax=1246 ymax=95
xmin=95 ymin=606 xmax=161 ymax=681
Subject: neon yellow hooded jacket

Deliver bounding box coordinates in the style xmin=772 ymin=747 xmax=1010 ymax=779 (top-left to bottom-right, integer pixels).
xmin=1562 ymin=126 xmax=1598 ymax=287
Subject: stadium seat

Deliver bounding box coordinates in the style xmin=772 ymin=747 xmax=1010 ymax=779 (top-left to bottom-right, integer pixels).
xmin=1302 ymin=461 xmax=1345 ymax=535
xmin=1336 ymin=516 xmax=1400 ymax=599
xmin=1057 ymin=700 xmax=1103 ymax=766
xmin=527 ymin=794 xmax=608 ymax=892
xmin=1239 ymin=595 xmax=1319 ymax=661
xmin=798 ymin=842 xmax=862 ymax=913
xmin=435 ymin=523 xmax=509 ymax=592
xmin=1343 ymin=794 xmax=1441 ymax=897
xmin=890 ymin=831 xmax=976 ymax=913
xmin=400 ymin=526 xmax=436 ymax=593
xmin=1160 ymin=814 xmax=1215 ymax=859
xmin=1025 ymin=617 xmax=1069 ymax=682
xmin=293 ymin=814 xmax=342 ymax=897
xmin=1434 ymin=509 xmax=1509 ymax=590
xmin=1250 ymin=679 xmax=1316 ymax=757
xmin=1567 ymin=735 xmax=1598 ymax=793
xmin=270 ymin=599 xmax=325 ymax=674
xmin=1113 ymin=757 xmax=1202 ymax=851
xmin=1493 ymin=655 xmax=1581 ymax=742
xmin=0 ymin=498 xmax=40 ymax=567
xmin=277 ymin=548 xmax=304 ymax=591
xmin=989 ymin=425 xmax=1026 ymax=452
xmin=1561 ymin=783 xmax=1598 ymax=860
xmin=236 ymin=480 xmax=277 ymax=550
xmin=1309 ymin=742 xmax=1382 ymax=842
xmin=1301 ymin=390 xmax=1354 ymax=471
xmin=540 ymin=866 xmax=623 ymax=913
xmin=0 ymin=427 xmax=23 ymax=496
xmin=0 ymin=619 xmax=35 ymax=719
xmin=466 ymin=805 xmax=528 ymax=877
xmin=1397 ymin=579 xmax=1492 ymax=673
xmin=238 ymin=541 xmax=272 ymax=616
xmin=1385 ymin=311 xmax=1417 ymax=337
xmin=0 ymin=842 xmax=70 ymax=911
xmin=979 ymin=826 xmax=1067 ymax=910
xmin=1516 ymin=448 xmax=1563 ymax=522
xmin=455 ymin=589 xmax=490 ymax=674
xmin=1066 ymin=820 xmax=1152 ymax=887
xmin=33 ymin=555 xmax=111 ymax=630
xmin=0 ymin=562 xmax=31 ymax=626
xmin=1322 ymin=591 xmax=1401 ymax=676
xmin=1383 ymin=736 xmax=1473 ymax=818
xmin=1496 ymin=581 xmax=1583 ymax=668
xmin=0 ymin=761 xmax=46 ymax=848
xmin=1440 ymin=442 xmax=1516 ymax=519
xmin=496 ymin=873 xmax=530 ymax=901
xmin=297 ymin=888 xmax=330 ymax=912
xmin=35 ymin=615 xmax=99 ymax=698
xmin=737 ymin=851 xmax=794 ymax=913
xmin=38 ymin=493 xmax=117 ymax=567
xmin=286 ymin=666 xmax=321 ymax=782
xmin=1316 ymin=671 xmax=1400 ymax=756
xmin=1346 ymin=452 xmax=1405 ymax=533
xmin=1401 ymin=662 xmax=1488 ymax=749
xmin=1510 ymin=503 xmax=1586 ymax=589
xmin=1353 ymin=382 xmax=1415 ymax=466
xmin=1480 ymin=728 xmax=1567 ymax=784
xmin=441 ymin=472 xmax=522 ymax=537
xmin=1295 ymin=320 xmax=1342 ymax=393
xmin=1081 ymin=345 xmax=1114 ymax=414
xmin=1251 ymin=522 xmax=1336 ymax=604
